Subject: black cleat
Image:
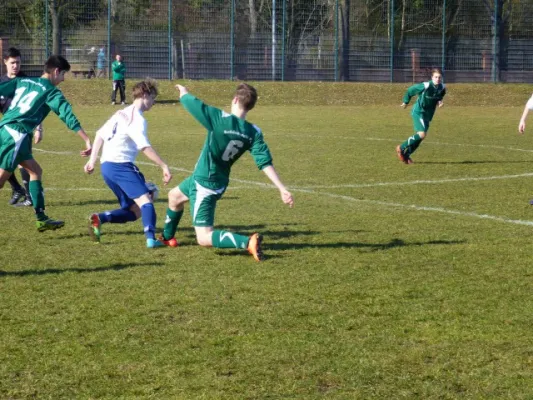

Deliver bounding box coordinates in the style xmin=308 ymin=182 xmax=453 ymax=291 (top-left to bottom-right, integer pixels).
xmin=8 ymin=190 xmax=26 ymax=205
xmin=36 ymin=218 xmax=65 ymax=232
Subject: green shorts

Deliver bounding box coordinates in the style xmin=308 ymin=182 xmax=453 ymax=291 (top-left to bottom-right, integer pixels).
xmin=411 ymin=113 xmax=430 ymax=133
xmin=179 ymin=176 xmax=226 ymax=227
xmin=0 ymin=125 xmax=33 ymax=172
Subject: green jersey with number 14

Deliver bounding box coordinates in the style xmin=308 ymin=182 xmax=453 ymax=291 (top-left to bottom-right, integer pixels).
xmin=0 ymin=77 xmax=81 ymax=135
xmin=181 ymin=93 xmax=273 ymax=189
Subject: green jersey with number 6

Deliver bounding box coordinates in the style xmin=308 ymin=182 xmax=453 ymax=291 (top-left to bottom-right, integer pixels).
xmin=181 ymin=93 xmax=273 ymax=189
xmin=0 ymin=77 xmax=81 ymax=135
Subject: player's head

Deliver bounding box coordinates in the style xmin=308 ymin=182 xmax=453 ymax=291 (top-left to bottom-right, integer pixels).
xmin=132 ymin=79 xmax=158 ymax=111
xmin=3 ymin=47 xmax=22 ymax=78
xmin=431 ymin=68 xmax=443 ymax=85
xmin=234 ymin=83 xmax=257 ymax=112
xmin=44 ymin=55 xmax=71 ymax=86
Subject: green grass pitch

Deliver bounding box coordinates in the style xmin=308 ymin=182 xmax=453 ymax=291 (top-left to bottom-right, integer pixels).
xmin=1 ymin=81 xmax=533 ymax=398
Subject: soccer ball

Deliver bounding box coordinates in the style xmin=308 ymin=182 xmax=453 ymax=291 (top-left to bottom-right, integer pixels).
xmin=146 ymin=181 xmax=160 ymax=201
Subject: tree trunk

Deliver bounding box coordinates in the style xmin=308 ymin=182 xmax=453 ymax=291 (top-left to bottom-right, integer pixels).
xmin=339 ymin=0 xmax=350 ymax=81
xmin=49 ymin=0 xmax=62 ymax=55
xmin=249 ymin=0 xmax=257 ymax=39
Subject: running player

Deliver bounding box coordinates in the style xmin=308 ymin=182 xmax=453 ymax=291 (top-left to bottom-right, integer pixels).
xmin=0 ymin=55 xmax=92 ymax=231
xmin=160 ymin=83 xmax=294 ymax=261
xmin=396 ymin=68 xmax=446 ymax=164
xmin=84 ymin=79 xmax=172 ymax=248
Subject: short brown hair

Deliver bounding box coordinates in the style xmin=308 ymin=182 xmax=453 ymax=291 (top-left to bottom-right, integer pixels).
xmin=235 ymin=83 xmax=257 ymax=112
xmin=132 ymin=79 xmax=158 ymax=100
xmin=431 ymin=68 xmax=443 ymax=76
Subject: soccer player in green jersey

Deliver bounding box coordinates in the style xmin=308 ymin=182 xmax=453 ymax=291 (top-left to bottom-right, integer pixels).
xmin=160 ymin=83 xmax=294 ymax=261
xmin=0 ymin=55 xmax=92 ymax=231
xmin=396 ymin=68 xmax=446 ymax=164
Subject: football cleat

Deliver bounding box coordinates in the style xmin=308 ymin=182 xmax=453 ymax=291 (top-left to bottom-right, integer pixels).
xmin=13 ymin=198 xmax=33 ymax=207
xmin=8 ymin=189 xmax=25 ymax=205
xmin=36 ymin=218 xmax=65 ymax=232
xmin=247 ymin=233 xmax=264 ymax=262
xmin=146 ymin=238 xmax=165 ymax=248
xmin=395 ymin=145 xmax=409 ymax=164
xmin=158 ymin=235 xmax=179 ymax=248
xmin=88 ymin=213 xmax=101 ymax=242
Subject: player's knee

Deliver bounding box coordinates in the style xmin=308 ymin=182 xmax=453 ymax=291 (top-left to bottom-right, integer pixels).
xmin=419 ymin=131 xmax=426 ymax=139
xmin=196 ymin=234 xmax=212 ymax=247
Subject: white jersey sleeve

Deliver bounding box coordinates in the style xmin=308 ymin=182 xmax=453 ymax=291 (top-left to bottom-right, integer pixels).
xmin=526 ymin=95 xmax=533 ymax=111
xmin=99 ymin=105 xmax=151 ymax=163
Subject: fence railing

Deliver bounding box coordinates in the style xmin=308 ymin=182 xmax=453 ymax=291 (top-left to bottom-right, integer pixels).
xmin=0 ymin=0 xmax=531 ymax=83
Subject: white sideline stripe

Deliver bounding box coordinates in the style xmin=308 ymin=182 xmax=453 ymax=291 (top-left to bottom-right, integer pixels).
xmin=292 ymin=172 xmax=533 ymax=189
xmin=33 ymin=148 xmax=533 ymax=227
xmin=291 ymin=187 xmax=533 ymax=227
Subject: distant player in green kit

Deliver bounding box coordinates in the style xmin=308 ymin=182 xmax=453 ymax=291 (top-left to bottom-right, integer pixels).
xmin=0 ymin=55 xmax=92 ymax=231
xmin=160 ymin=83 xmax=294 ymax=262
xmin=396 ymin=68 xmax=446 ymax=164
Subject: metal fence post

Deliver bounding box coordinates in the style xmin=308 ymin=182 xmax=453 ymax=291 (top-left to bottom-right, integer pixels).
xmin=390 ymin=0 xmax=394 ymax=82
xmin=442 ymin=0 xmax=446 ymax=73
xmin=334 ymin=0 xmax=338 ymax=82
xmin=281 ymin=0 xmax=286 ymax=81
xmin=168 ymin=0 xmax=172 ymax=80
xmin=107 ymin=0 xmax=111 ymax=80
xmin=492 ymin=0 xmax=498 ymax=83
xmin=230 ymin=0 xmax=235 ymax=80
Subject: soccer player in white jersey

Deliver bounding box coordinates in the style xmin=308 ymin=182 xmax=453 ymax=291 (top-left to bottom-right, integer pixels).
xmin=84 ymin=79 xmax=172 ymax=248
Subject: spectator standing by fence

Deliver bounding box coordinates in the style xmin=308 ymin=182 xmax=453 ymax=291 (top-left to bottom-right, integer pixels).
xmin=96 ymin=48 xmax=106 ymax=78
xmin=111 ymin=54 xmax=126 ymax=105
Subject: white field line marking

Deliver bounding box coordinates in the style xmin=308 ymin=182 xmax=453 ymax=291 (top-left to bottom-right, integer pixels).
xmin=290 ymin=188 xmax=533 ymax=227
xmin=291 ymin=172 xmax=533 ymax=189
xmin=33 ymin=148 xmax=533 ymax=227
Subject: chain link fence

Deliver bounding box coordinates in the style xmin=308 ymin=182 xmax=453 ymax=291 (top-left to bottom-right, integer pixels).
xmin=0 ymin=0 xmax=532 ymax=83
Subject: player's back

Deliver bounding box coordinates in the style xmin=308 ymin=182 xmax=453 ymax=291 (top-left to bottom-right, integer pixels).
xmin=0 ymin=77 xmax=57 ymax=133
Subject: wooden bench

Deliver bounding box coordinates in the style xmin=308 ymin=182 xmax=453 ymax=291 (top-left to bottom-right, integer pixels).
xmin=68 ymin=63 xmax=95 ymax=79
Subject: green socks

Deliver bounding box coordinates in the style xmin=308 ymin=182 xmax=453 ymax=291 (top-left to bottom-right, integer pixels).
xmin=401 ymin=133 xmax=424 ymax=156
xmin=211 ymin=230 xmax=249 ymax=249
xmin=29 ymin=180 xmax=47 ymax=221
xmin=162 ymin=208 xmax=184 ymax=240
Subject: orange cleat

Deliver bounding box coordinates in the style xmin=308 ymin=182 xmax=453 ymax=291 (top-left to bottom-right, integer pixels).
xmin=158 ymin=235 xmax=179 ymax=247
xmin=247 ymin=233 xmax=264 ymax=262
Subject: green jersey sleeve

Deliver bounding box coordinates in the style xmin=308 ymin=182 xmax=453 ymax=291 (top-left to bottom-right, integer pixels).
xmin=180 ymin=93 xmax=222 ymax=131
xmin=250 ymin=127 xmax=273 ymax=170
xmin=403 ymin=83 xmax=425 ymax=104
xmin=46 ymin=88 xmax=82 ymax=132
xmin=0 ymin=79 xmax=17 ymax=102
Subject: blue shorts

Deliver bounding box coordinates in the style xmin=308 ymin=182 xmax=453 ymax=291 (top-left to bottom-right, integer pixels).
xmin=101 ymin=162 xmax=150 ymax=209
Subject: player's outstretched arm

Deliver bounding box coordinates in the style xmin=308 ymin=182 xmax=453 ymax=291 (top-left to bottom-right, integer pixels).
xmin=84 ymin=134 xmax=103 ymax=174
xmin=142 ymin=146 xmax=172 ymax=185
xmin=262 ymin=165 xmax=294 ymax=208
xmin=76 ymin=128 xmax=92 ymax=156
xmin=519 ymin=104 xmax=531 ymax=134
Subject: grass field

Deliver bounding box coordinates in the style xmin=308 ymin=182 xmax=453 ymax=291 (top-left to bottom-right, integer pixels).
xmin=1 ymin=81 xmax=533 ymax=398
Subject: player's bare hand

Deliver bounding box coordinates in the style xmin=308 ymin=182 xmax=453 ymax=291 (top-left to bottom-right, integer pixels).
xmin=438 ymin=101 xmax=444 ymax=108
xmin=401 ymin=103 xmax=407 ymax=109
xmin=84 ymin=161 xmax=95 ymax=174
xmin=281 ymin=190 xmax=294 ymax=208
xmin=34 ymin=129 xmax=43 ymax=144
xmin=162 ymin=165 xmax=172 ymax=185
xmin=80 ymin=140 xmax=92 ymax=157
xmin=519 ymin=121 xmax=526 ymax=134
xmin=175 ymin=84 xmax=188 ymax=97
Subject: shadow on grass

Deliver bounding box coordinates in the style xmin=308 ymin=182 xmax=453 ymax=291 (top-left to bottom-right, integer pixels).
xmin=416 ymin=160 xmax=533 ymax=165
xmin=0 ymin=262 xmax=164 ymax=277
xmin=267 ymin=238 xmax=466 ymax=251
